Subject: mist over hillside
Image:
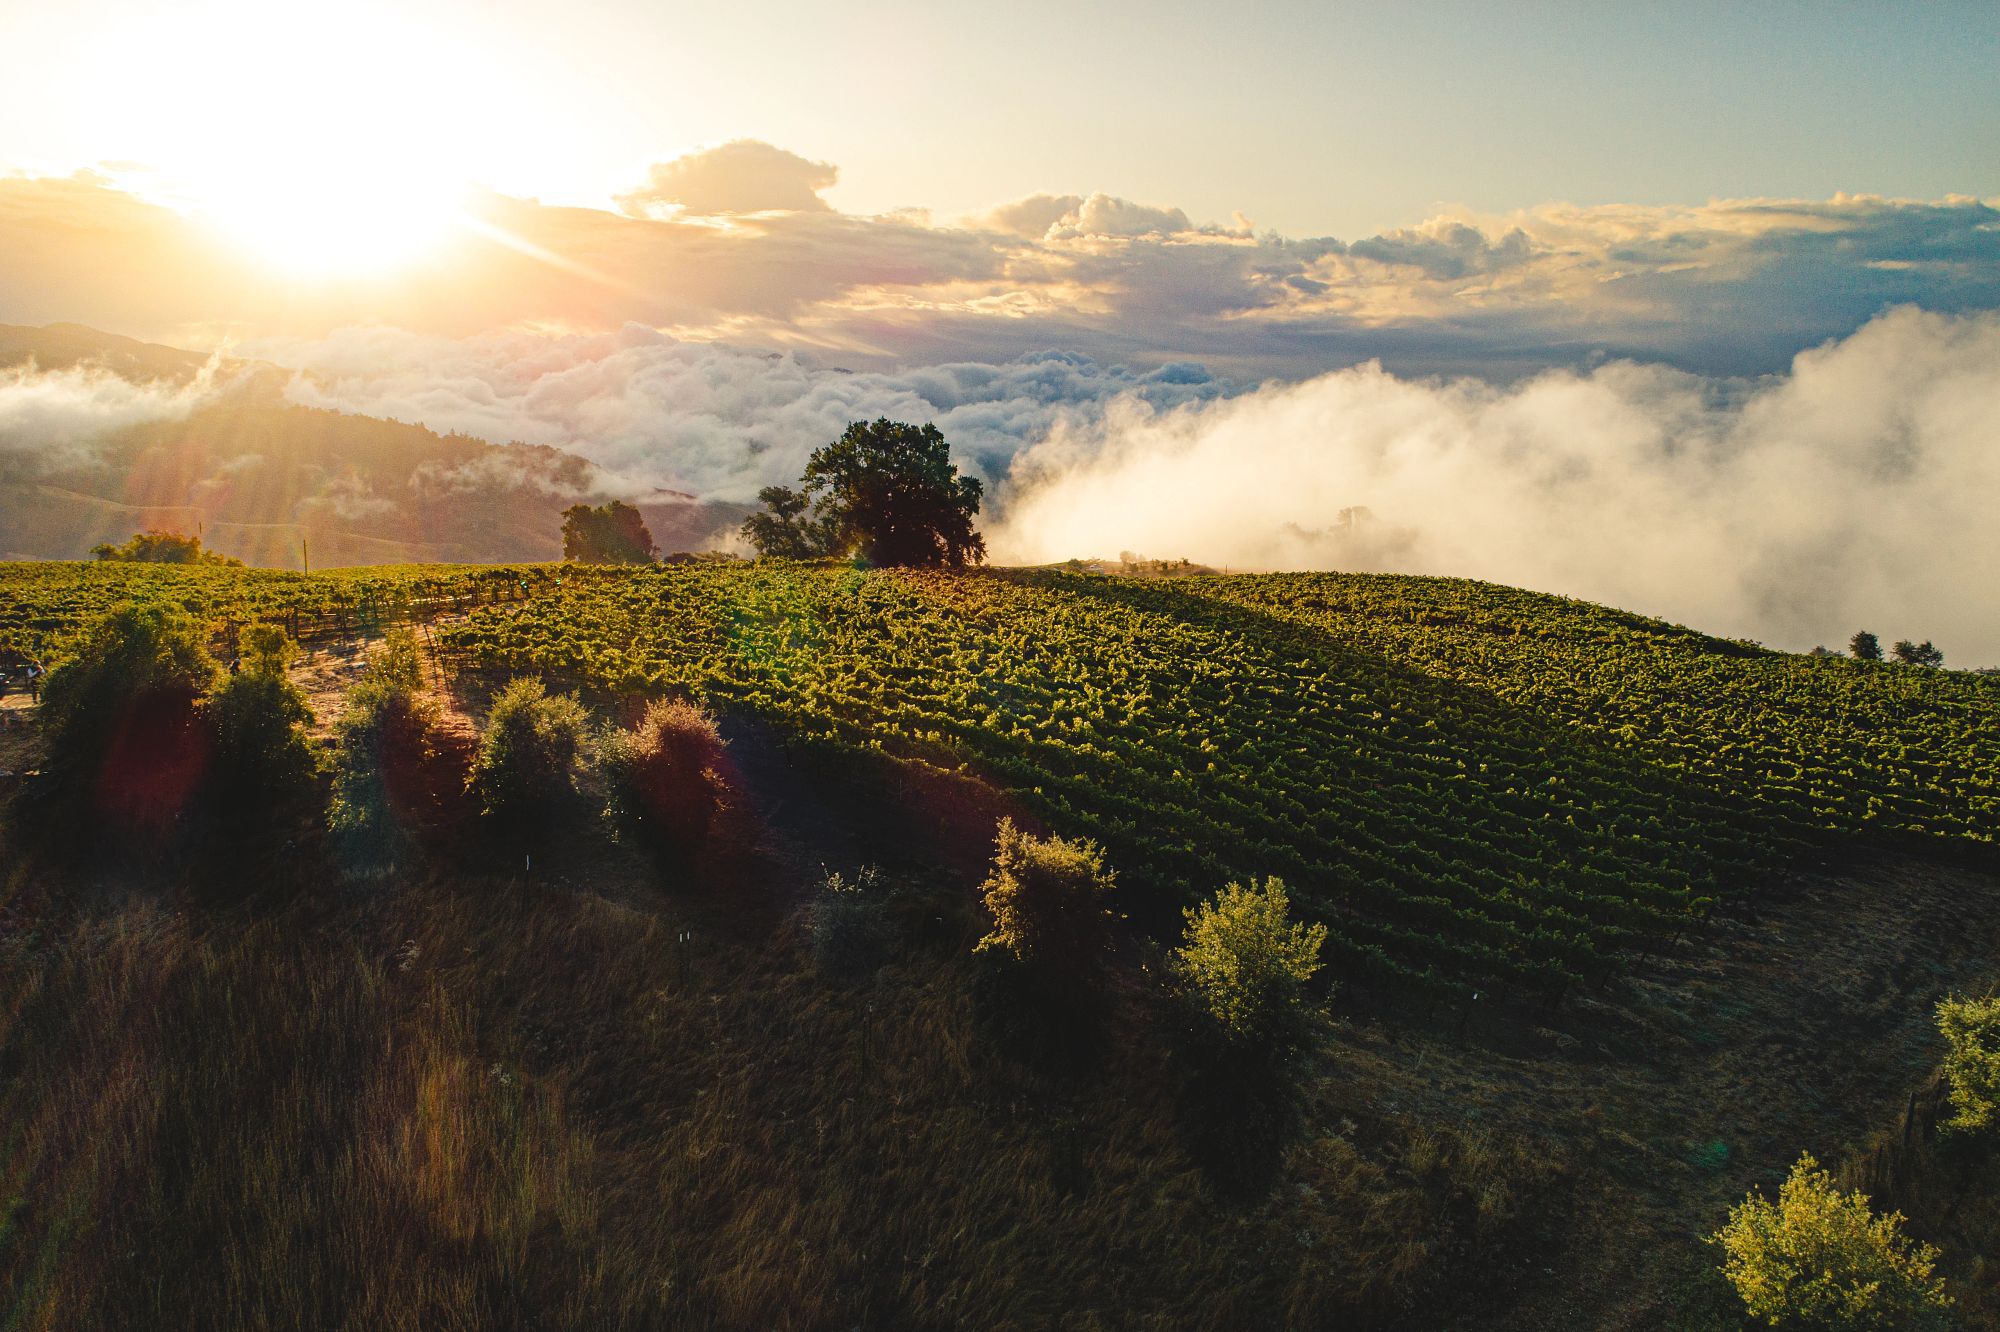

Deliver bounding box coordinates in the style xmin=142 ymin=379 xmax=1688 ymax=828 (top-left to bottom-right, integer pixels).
xmin=3 ymin=312 xmax=1995 ymax=664
xmin=0 ymin=324 xmax=747 ymax=565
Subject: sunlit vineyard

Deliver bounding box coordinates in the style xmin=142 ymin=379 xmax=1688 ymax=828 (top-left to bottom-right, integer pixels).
xmin=5 ymin=560 xmax=1993 ymax=1002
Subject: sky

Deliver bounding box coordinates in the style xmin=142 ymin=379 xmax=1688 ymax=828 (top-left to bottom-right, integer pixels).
xmin=1 ymin=0 xmax=1997 ymax=657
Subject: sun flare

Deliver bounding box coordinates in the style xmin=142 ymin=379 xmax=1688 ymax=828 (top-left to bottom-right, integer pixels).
xmin=193 ymin=165 xmax=465 ymax=279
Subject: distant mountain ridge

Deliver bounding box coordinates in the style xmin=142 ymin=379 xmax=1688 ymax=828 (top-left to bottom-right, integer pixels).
xmin=0 ymin=322 xmax=746 ymax=565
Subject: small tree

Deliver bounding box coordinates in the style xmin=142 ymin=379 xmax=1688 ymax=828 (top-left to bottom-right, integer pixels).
xmin=1892 ymin=639 xmax=1944 ymax=668
xmin=238 ymin=622 xmax=300 ymax=678
xmin=1848 ymin=631 xmax=1882 ymax=661
xmin=742 ymin=419 xmax=984 ymax=567
xmin=1709 ymin=1153 xmax=1951 ymax=1330
xmin=561 ymin=501 xmax=657 ymax=564
xmin=90 ymin=531 xmax=242 ymax=566
xmin=1172 ymin=878 xmax=1328 ymax=1056
xmin=740 ymin=485 xmax=833 ymax=560
xmin=205 ymin=626 xmax=316 ymax=815
xmin=328 ymin=636 xmax=458 ymax=872
xmin=471 ymin=678 xmax=591 ymax=828
xmin=38 ymin=603 xmax=219 ymax=837
xmin=1937 ymin=994 xmax=2000 ymax=1136
xmin=973 ymin=818 xmax=1115 ymax=982
xmin=600 ymin=698 xmax=733 ymax=862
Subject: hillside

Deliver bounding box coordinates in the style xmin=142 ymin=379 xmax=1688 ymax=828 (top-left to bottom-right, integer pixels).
xmin=0 ymin=322 xmax=748 ymax=564
xmin=1 ymin=562 xmax=1997 ymax=1328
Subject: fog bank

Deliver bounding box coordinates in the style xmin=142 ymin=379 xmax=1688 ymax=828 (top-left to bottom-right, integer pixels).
xmin=992 ymin=307 xmax=2000 ymax=664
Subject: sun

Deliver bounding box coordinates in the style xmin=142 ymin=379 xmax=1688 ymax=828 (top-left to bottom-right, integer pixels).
xmin=194 ymin=161 xmax=466 ymax=279
xmin=99 ymin=0 xmax=497 ymax=279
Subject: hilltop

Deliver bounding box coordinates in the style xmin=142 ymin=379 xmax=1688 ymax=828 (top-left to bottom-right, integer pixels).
xmin=0 ymin=561 xmax=1996 ymax=1328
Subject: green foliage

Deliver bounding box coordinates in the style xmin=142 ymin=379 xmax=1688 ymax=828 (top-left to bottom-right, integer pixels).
xmin=1710 ymin=1154 xmax=1951 ymax=1330
xmin=238 ymin=621 xmax=299 ymax=677
xmin=974 ymin=818 xmax=1115 ymax=980
xmin=365 ymin=626 xmax=427 ymax=694
xmin=561 ymin=501 xmax=657 ymax=564
xmin=328 ymin=652 xmax=454 ymax=873
xmin=801 ymin=866 xmax=892 ymax=978
xmin=740 ymin=485 xmax=834 ymax=560
xmin=1937 ymin=994 xmax=2000 ymax=1137
xmin=1172 ymin=878 xmax=1327 ymax=1053
xmin=205 ymin=669 xmax=317 ymax=812
xmin=1892 ymin=639 xmax=1945 ymax=668
xmin=471 ymin=678 xmax=591 ymax=827
xmin=8 ymin=562 xmax=1999 ymax=995
xmin=1849 ymin=630 xmax=1882 ymax=661
xmin=89 ymin=530 xmax=242 ymax=565
xmin=39 ymin=603 xmax=219 ymax=822
xmin=600 ymin=697 xmax=731 ymax=860
xmin=743 ymin=419 xmax=984 ymax=567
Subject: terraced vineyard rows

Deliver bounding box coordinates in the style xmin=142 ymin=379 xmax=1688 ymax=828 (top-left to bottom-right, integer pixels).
xmin=6 ymin=560 xmax=1993 ymax=1002
xmin=425 ymin=563 xmax=1997 ymax=1000
xmin=0 ymin=561 xmax=547 ymax=658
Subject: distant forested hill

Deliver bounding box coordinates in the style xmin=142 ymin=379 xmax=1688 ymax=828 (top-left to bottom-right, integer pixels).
xmin=0 ymin=322 xmax=746 ymax=565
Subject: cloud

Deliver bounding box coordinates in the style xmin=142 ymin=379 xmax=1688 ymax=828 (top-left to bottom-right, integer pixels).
xmin=263 ymin=325 xmax=1235 ymax=502
xmin=8 ymin=162 xmax=1997 ymax=381
xmin=0 ymin=354 xmax=219 ymax=479
xmin=991 ymin=306 xmax=2000 ymax=664
xmin=615 ymin=140 xmax=838 ymax=216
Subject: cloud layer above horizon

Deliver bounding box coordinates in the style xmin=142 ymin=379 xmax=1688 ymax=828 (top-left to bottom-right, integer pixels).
xmin=3 ymin=140 xmax=1998 ymax=380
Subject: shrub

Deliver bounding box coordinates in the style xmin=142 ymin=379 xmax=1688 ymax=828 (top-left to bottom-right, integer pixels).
xmin=328 ymin=641 xmax=457 ymax=873
xmin=38 ymin=602 xmax=219 ymax=837
xmin=205 ymin=668 xmax=317 ymax=812
xmin=973 ymin=818 xmax=1115 ymax=982
xmin=1709 ymin=1153 xmax=1951 ymax=1330
xmin=238 ymin=622 xmax=299 ymax=678
xmin=366 ymin=627 xmax=427 ymax=694
xmin=801 ymin=866 xmax=892 ymax=979
xmin=1171 ymin=877 xmax=1327 ymax=1057
xmin=1938 ymin=994 xmax=2000 ymax=1137
xmin=601 ymin=698 xmax=732 ymax=861
xmin=470 ymin=678 xmax=590 ymax=828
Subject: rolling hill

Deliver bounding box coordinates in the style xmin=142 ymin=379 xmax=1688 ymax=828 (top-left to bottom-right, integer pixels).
xmin=1 ymin=560 xmax=1997 ymax=1328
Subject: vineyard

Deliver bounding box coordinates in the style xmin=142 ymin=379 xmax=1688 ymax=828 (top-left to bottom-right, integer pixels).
xmin=3 ymin=556 xmax=2000 ymax=1320
xmin=4 ymin=560 xmax=1994 ymax=1003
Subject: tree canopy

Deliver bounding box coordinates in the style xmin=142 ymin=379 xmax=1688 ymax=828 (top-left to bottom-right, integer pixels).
xmin=561 ymin=501 xmax=657 ymax=564
xmin=90 ymin=531 xmax=241 ymax=566
xmin=741 ymin=419 xmax=984 ymax=567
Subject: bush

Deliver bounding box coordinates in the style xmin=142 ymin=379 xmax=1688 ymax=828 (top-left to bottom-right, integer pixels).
xmin=205 ymin=668 xmax=317 ymax=812
xmin=327 ymin=638 xmax=458 ymax=873
xmin=470 ymin=678 xmax=590 ymax=829
xmin=601 ymin=698 xmax=732 ymax=862
xmin=1938 ymin=994 xmax=2000 ymax=1137
xmin=1709 ymin=1153 xmax=1951 ymax=1330
xmin=237 ymin=622 xmax=299 ymax=677
xmin=37 ymin=602 xmax=219 ymax=838
xmin=801 ymin=866 xmax=892 ymax=979
xmin=1171 ymin=877 xmax=1328 ymax=1057
xmin=973 ymin=818 xmax=1115 ymax=982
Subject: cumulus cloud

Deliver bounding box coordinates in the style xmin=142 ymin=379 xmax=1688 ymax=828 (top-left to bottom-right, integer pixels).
xmin=0 ymin=355 xmax=219 ymax=479
xmin=7 ymin=163 xmax=1996 ymax=380
xmin=615 ymin=140 xmax=839 ymax=216
xmin=992 ymin=306 xmax=2000 ymax=663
